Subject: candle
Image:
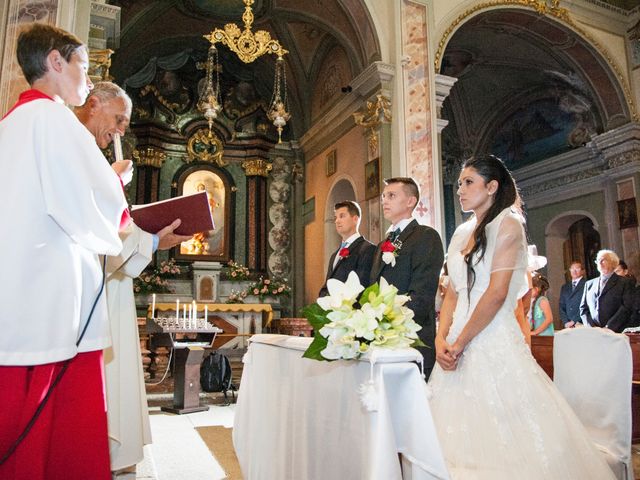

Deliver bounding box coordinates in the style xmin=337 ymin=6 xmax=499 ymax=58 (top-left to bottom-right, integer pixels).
xmin=189 ymin=304 xmax=193 ymax=329
xmin=192 ymin=301 xmax=197 ymax=328
xmin=176 ymin=299 xmax=180 ymax=322
xmin=205 ymin=305 xmax=208 ymax=323
xmin=151 ymin=293 xmax=156 ymax=320
xmin=113 ymin=133 xmax=123 ymax=162
xmin=183 ymin=304 xmax=187 ymax=329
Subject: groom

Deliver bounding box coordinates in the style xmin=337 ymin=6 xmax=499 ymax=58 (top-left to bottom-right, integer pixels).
xmin=370 ymin=177 xmax=444 ymax=379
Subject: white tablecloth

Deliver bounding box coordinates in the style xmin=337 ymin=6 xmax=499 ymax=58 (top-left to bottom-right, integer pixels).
xmin=233 ymin=334 xmax=449 ymax=480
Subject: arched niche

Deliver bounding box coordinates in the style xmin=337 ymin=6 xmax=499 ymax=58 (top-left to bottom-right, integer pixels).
xmin=324 ymin=177 xmax=357 ymax=270
xmin=172 ymin=163 xmax=236 ymax=263
xmin=545 ymin=211 xmax=601 ymax=318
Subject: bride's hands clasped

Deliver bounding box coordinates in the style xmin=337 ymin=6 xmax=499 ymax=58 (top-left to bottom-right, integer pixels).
xmin=436 ymin=335 xmax=462 ymax=370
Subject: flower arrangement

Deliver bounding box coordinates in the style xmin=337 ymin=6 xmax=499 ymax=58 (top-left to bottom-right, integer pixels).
xmin=134 ymin=259 xmax=181 ymax=294
xmin=381 ymin=238 xmax=402 ymax=267
xmin=226 ymin=288 xmax=249 ymax=304
xmin=222 ymin=260 xmax=251 ymax=281
xmin=302 ymin=271 xmax=424 ymax=361
xmin=247 ymin=276 xmax=291 ymax=301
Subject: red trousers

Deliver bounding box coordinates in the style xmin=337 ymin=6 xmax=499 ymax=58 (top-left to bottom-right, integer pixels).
xmin=0 ymin=351 xmax=110 ymax=480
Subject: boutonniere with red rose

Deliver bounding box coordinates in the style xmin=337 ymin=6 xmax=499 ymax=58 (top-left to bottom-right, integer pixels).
xmin=338 ymin=247 xmax=350 ymax=258
xmin=381 ymin=239 xmax=402 ymax=267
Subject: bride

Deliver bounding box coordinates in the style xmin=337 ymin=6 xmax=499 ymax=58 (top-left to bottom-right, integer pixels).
xmin=428 ymin=155 xmax=614 ymax=479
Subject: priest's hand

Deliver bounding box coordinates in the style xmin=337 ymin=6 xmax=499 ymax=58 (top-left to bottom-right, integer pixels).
xmin=112 ymin=159 xmax=133 ymax=185
xmin=156 ymin=219 xmax=193 ymax=250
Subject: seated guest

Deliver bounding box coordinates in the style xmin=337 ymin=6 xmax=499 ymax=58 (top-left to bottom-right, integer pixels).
xmin=318 ymin=201 xmax=376 ymax=297
xmin=558 ymin=261 xmax=586 ymax=328
xmin=530 ymin=274 xmax=554 ymax=336
xmin=580 ymin=249 xmax=634 ymax=332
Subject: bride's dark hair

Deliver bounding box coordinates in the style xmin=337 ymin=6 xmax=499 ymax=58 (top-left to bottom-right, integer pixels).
xmin=462 ymin=155 xmax=522 ymax=292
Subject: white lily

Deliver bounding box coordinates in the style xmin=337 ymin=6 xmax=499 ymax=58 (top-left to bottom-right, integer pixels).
xmin=317 ymin=271 xmax=364 ymax=311
xmin=345 ymin=308 xmax=378 ymax=340
xmin=322 ymin=338 xmax=361 ymax=360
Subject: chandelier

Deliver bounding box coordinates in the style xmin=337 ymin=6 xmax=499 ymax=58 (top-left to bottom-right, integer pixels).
xmin=200 ymin=0 xmax=291 ymax=143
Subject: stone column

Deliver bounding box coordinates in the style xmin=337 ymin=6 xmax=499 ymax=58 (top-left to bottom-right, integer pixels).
xmin=435 ymin=73 xmax=458 ymax=243
xmin=242 ymin=157 xmax=271 ymax=273
xmin=397 ymin=0 xmax=441 ymax=231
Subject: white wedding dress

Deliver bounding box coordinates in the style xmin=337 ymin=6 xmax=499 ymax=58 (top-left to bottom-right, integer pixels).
xmin=428 ymin=208 xmax=615 ymax=479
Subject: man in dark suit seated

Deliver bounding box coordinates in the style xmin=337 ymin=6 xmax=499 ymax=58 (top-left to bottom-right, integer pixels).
xmin=580 ymin=249 xmax=634 ymax=333
xmin=559 ymin=261 xmax=586 ymax=328
xmin=318 ymin=201 xmax=376 ymax=298
xmin=369 ymin=177 xmax=444 ymax=379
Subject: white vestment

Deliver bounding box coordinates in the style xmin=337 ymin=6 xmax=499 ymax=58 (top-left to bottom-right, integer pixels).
xmin=0 ymin=97 xmax=125 ymax=365
xmin=104 ymin=223 xmax=153 ymax=470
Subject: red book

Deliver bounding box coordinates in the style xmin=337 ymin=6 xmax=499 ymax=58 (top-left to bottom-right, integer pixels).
xmin=130 ymin=191 xmax=215 ymax=236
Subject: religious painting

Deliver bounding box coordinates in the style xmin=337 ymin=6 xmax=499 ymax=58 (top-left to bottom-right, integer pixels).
xmin=326 ymin=149 xmax=337 ymax=177
xmin=174 ymin=165 xmax=234 ymax=262
xmin=617 ymin=198 xmax=638 ymax=229
xmin=365 ymin=158 xmax=380 ymax=200
xmin=491 ymin=98 xmax=596 ymax=170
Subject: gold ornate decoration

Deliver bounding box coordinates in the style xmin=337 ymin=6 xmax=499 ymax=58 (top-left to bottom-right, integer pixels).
xmin=353 ymin=94 xmax=392 ymax=155
xmin=132 ymin=147 xmax=166 ymax=169
xmin=434 ymin=0 xmax=637 ymax=121
xmin=88 ymin=49 xmax=114 ymax=82
xmin=241 ymin=158 xmax=272 ymax=177
xmin=140 ymin=84 xmax=183 ymax=111
xmin=186 ymin=129 xmax=227 ymax=166
xmin=202 ymin=0 xmax=291 ymax=143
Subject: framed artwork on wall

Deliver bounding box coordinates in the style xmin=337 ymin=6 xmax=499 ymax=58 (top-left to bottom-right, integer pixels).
xmin=365 ymin=157 xmax=380 ymax=200
xmin=326 ymin=150 xmax=337 ymax=177
xmin=617 ymin=198 xmax=638 ymax=229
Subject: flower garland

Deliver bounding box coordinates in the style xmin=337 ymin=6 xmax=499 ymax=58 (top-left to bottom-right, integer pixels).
xmin=134 ymin=259 xmax=181 ymax=294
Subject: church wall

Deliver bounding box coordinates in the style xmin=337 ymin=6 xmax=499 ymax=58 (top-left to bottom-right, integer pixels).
xmin=304 ymin=125 xmax=368 ymax=304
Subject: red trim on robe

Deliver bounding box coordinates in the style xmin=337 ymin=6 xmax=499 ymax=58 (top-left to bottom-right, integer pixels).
xmin=119 ymin=177 xmax=131 ymax=231
xmin=2 ymin=89 xmax=54 ymax=120
xmin=0 ymin=351 xmax=111 ymax=480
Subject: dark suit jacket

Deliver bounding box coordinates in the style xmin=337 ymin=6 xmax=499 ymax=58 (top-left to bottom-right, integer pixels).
xmin=318 ymin=236 xmax=376 ymax=298
xmin=579 ymin=273 xmax=634 ymax=332
xmin=369 ymin=220 xmax=444 ymax=373
xmin=558 ymin=278 xmax=586 ymax=325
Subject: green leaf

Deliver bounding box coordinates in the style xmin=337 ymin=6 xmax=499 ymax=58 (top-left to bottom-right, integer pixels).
xmin=411 ymin=338 xmax=428 ymax=348
xmin=302 ymin=303 xmax=330 ymax=330
xmin=302 ymin=333 xmax=330 ymax=361
xmin=359 ymin=283 xmax=379 ymax=305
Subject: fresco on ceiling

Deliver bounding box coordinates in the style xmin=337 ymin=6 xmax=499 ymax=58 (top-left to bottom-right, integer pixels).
xmin=490 ymin=97 xmax=595 ymax=170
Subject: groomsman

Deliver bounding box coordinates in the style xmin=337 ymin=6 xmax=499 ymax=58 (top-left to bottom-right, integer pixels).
xmin=319 ymin=201 xmax=376 ymax=297
xmin=558 ymin=261 xmax=586 ymax=328
xmin=369 ymin=177 xmax=444 ymax=378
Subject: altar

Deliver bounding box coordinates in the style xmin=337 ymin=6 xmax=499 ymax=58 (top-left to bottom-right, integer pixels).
xmin=233 ymin=334 xmax=450 ymax=480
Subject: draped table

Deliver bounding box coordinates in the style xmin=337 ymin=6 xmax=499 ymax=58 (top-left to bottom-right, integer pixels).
xmin=233 ymin=334 xmax=450 ymax=480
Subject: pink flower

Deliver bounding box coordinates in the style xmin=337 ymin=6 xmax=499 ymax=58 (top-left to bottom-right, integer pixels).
xmin=253 ymin=288 xmax=260 ymax=295
xmin=264 ymin=279 xmax=271 ymax=285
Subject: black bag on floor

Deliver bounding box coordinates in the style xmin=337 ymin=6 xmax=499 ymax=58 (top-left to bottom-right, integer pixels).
xmin=200 ymin=351 xmax=235 ymax=404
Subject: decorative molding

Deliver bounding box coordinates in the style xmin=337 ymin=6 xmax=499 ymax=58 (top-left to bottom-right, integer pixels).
xmin=186 ymin=129 xmax=226 ymax=166
xmin=242 ymin=158 xmax=273 ymax=177
xmin=434 ymin=0 xmax=638 ymax=121
xmin=353 ymin=93 xmax=391 ymax=156
xmin=608 ymin=150 xmax=640 ymax=169
xmin=88 ymin=49 xmax=113 ymax=82
xmin=299 ymin=62 xmax=395 ymax=159
xmin=435 ymin=73 xmax=458 ymax=119
xmin=132 ymin=147 xmax=166 ymax=168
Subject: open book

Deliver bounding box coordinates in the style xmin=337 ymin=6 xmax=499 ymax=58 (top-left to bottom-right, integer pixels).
xmin=130 ymin=191 xmax=215 ymax=236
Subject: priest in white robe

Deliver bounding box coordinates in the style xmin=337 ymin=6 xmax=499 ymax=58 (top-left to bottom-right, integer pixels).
xmin=75 ymin=81 xmax=190 ymax=478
